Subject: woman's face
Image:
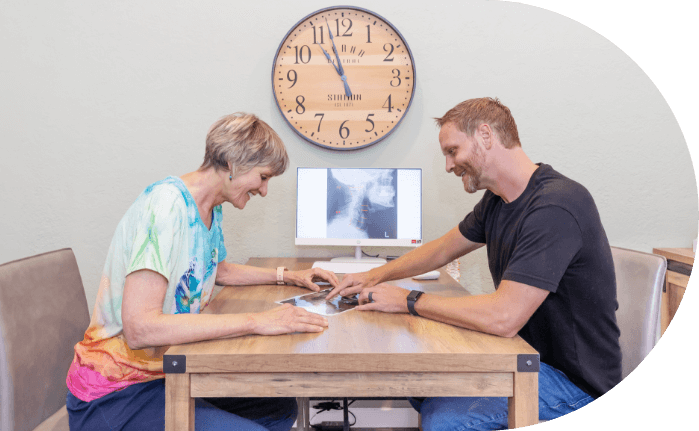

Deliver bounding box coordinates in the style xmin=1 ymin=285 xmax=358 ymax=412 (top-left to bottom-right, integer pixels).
xmin=229 ymin=166 xmax=274 ymax=209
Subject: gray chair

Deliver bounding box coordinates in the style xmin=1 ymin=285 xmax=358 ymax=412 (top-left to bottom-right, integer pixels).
xmin=0 ymin=248 xmax=90 ymax=431
xmin=611 ymin=246 xmax=666 ymax=379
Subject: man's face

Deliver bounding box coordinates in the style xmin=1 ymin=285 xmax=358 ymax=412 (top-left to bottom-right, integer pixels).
xmin=439 ymin=122 xmax=486 ymax=194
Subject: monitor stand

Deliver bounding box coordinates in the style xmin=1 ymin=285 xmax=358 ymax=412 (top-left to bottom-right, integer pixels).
xmin=330 ymin=246 xmax=387 ymax=264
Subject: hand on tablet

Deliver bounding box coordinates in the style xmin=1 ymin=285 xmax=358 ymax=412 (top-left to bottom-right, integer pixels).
xmin=287 ymin=267 xmax=340 ymax=292
xmin=325 ymin=271 xmax=379 ymax=300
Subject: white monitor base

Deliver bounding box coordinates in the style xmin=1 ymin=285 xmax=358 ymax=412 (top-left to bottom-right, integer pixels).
xmin=329 ymin=246 xmax=387 ymax=264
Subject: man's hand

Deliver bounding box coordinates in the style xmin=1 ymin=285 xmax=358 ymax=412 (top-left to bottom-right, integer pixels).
xmin=355 ymin=283 xmax=411 ymax=313
xmin=249 ymin=304 xmax=329 ymax=335
xmin=325 ymin=270 xmax=380 ymax=300
xmin=286 ymin=267 xmax=340 ymax=292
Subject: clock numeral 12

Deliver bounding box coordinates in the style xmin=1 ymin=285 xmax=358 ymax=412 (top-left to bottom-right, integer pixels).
xmin=334 ymin=18 xmax=353 ymax=37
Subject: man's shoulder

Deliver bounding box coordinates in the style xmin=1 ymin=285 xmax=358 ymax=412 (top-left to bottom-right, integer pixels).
xmin=530 ymin=165 xmax=594 ymax=208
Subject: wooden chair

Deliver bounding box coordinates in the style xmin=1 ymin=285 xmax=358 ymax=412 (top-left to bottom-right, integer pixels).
xmin=0 ymin=248 xmax=90 ymax=431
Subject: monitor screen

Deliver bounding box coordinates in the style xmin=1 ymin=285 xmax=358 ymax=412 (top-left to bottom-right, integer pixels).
xmin=296 ymin=168 xmax=422 ymax=247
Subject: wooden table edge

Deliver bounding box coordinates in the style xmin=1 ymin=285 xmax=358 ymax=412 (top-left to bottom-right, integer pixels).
xmin=163 ymin=352 xmax=539 ymax=374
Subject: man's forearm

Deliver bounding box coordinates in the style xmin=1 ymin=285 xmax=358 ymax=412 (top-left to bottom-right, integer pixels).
xmin=370 ymin=240 xmax=452 ymax=283
xmin=371 ymin=227 xmax=481 ymax=282
xmin=412 ymin=279 xmax=549 ymax=338
xmin=413 ymin=293 xmax=515 ymax=337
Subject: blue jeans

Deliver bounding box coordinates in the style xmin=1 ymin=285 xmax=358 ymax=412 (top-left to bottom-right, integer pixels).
xmin=66 ymin=379 xmax=297 ymax=431
xmin=409 ymin=362 xmax=594 ymax=431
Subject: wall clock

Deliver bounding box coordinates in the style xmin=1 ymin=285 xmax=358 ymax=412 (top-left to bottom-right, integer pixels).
xmin=272 ymin=6 xmax=416 ymax=150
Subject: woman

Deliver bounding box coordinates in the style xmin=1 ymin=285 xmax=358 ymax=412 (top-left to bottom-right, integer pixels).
xmin=66 ymin=113 xmax=339 ymax=431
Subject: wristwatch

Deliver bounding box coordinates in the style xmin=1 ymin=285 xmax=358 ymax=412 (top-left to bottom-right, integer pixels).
xmin=276 ymin=267 xmax=286 ymax=285
xmin=407 ymin=290 xmax=425 ymax=316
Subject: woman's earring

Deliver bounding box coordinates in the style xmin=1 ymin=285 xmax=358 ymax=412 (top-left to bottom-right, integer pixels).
xmin=229 ymin=172 xmax=233 ymax=181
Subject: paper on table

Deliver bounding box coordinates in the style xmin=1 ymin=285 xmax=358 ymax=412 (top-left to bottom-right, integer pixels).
xmin=277 ymin=288 xmax=359 ymax=316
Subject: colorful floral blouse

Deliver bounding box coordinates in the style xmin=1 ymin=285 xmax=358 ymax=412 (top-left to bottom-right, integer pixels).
xmin=66 ymin=176 xmax=227 ymax=402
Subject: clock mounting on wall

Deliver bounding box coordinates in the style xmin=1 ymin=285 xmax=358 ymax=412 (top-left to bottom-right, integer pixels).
xmin=271 ymin=6 xmax=416 ymax=150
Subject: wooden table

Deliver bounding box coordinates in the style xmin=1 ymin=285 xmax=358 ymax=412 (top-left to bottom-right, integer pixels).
xmin=652 ymin=248 xmax=694 ymax=334
xmin=163 ymin=258 xmax=540 ymax=430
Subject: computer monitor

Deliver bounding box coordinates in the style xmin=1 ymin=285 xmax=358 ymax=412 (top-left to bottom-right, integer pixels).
xmin=296 ymin=167 xmax=422 ymax=263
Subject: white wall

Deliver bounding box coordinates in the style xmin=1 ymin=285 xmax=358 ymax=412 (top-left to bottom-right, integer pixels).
xmin=1 ymin=0 xmax=696 ymax=305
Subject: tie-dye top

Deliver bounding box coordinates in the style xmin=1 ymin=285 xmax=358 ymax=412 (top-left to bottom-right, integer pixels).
xmin=66 ymin=176 xmax=227 ymax=402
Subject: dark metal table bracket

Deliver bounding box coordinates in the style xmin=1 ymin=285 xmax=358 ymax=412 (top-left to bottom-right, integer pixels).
xmin=517 ymin=354 xmax=540 ymax=372
xmin=163 ymin=355 xmax=186 ymax=373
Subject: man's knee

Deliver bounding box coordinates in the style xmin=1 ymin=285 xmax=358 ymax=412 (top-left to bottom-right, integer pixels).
xmin=419 ymin=397 xmax=508 ymax=431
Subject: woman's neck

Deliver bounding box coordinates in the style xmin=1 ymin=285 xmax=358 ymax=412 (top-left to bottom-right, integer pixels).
xmin=180 ymin=169 xmax=225 ymax=228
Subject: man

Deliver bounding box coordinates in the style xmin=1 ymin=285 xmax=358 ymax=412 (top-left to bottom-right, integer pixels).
xmin=325 ymin=97 xmax=622 ymax=430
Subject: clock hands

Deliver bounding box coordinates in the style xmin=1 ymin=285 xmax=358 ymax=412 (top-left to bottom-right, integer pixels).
xmin=318 ymin=44 xmax=341 ymax=74
xmin=318 ymin=44 xmax=353 ymax=97
xmin=323 ymin=19 xmax=352 ymax=98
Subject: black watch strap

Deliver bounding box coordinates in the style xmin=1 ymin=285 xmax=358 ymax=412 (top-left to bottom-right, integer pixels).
xmin=407 ymin=290 xmax=424 ymax=316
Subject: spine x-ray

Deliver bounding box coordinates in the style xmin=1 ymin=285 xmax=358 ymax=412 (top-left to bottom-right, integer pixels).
xmin=326 ymin=169 xmax=398 ymax=239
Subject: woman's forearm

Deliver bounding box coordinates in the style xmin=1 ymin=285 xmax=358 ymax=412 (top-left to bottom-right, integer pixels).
xmin=125 ymin=303 xmax=329 ymax=350
xmin=124 ymin=311 xmax=253 ymax=350
xmin=123 ymin=267 xmax=328 ymax=351
xmin=215 ymin=261 xmax=278 ymax=286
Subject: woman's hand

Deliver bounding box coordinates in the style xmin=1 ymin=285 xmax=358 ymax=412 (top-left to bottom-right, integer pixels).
xmin=249 ymin=304 xmax=329 ymax=335
xmin=286 ymin=268 xmax=340 ymax=292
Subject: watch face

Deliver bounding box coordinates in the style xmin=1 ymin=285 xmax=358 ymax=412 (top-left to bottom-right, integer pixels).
xmin=272 ymin=6 xmax=416 ymax=150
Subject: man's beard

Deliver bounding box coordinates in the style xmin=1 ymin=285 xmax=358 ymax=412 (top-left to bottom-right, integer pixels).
xmin=462 ymin=143 xmax=485 ymax=193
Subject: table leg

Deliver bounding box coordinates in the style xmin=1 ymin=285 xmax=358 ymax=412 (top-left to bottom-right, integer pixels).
xmin=166 ymin=374 xmax=194 ymax=431
xmin=508 ymin=371 xmax=538 ymax=428
xmin=343 ymin=398 xmax=349 ymax=431
xmin=296 ymin=397 xmax=310 ymax=431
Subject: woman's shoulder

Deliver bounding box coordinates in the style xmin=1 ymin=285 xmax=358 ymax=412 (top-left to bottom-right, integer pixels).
xmin=141 ymin=177 xmax=188 ymax=205
xmin=126 ymin=177 xmax=190 ymax=224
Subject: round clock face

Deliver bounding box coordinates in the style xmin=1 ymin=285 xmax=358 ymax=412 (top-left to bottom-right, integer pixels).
xmin=272 ymin=6 xmax=416 ymax=150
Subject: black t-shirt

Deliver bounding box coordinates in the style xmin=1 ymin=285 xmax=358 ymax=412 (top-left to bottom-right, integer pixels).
xmin=458 ymin=164 xmax=621 ymax=398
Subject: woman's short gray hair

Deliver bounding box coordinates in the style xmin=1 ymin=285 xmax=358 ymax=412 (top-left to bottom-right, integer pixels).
xmin=200 ymin=112 xmax=289 ymax=177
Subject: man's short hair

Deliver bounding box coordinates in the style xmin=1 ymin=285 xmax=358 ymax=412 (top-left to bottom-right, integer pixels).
xmin=200 ymin=112 xmax=289 ymax=178
xmin=435 ymin=97 xmax=521 ymax=148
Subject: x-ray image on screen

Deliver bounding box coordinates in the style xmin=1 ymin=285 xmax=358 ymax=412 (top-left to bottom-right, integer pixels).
xmin=326 ymin=168 xmax=398 ymax=239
